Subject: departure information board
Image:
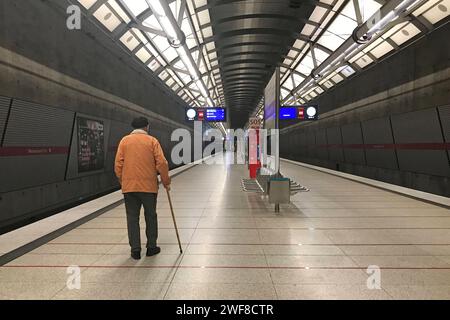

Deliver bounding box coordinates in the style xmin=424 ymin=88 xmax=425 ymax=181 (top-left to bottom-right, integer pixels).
xmin=279 ymin=105 xmax=319 ymax=121
xmin=186 ymin=108 xmax=226 ymax=122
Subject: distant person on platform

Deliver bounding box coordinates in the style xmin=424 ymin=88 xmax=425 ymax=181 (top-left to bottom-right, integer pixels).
xmin=114 ymin=116 xmax=171 ymax=260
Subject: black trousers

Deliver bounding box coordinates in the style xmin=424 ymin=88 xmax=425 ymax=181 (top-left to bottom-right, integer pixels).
xmin=123 ymin=192 xmax=158 ymax=252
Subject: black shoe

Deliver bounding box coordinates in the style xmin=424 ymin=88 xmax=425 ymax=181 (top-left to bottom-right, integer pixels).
xmin=146 ymin=247 xmax=161 ymax=256
xmin=131 ymin=251 xmax=141 ymax=260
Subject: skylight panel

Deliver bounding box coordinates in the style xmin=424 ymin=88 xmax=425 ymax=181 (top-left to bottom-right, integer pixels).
xmin=315 ymin=87 xmax=324 ymax=94
xmin=198 ymin=9 xmax=211 ymax=25
xmin=148 ymin=59 xmax=161 ymax=72
xmin=174 ymin=60 xmax=186 ymax=70
xmin=122 ymin=0 xmax=148 ymax=17
xmin=158 ymin=70 xmax=169 ymax=81
xmin=133 ymin=29 xmax=148 ymax=44
xmin=340 ymin=0 xmax=357 ymax=21
xmin=93 ymin=4 xmax=121 ymax=32
xmin=301 ymin=23 xmax=316 ymax=36
xmin=284 ymin=78 xmax=294 ymax=90
xmin=78 ymin=0 xmax=96 ymax=10
xmin=135 ymin=47 xmax=151 ymax=63
xmin=422 ymin=0 xmax=449 ymax=24
xmin=202 ymin=26 xmax=213 ymax=38
xmin=181 ymin=17 xmax=193 ymax=36
xmin=331 ymin=73 xmax=344 ymax=83
xmin=195 ymin=0 xmax=208 ymax=9
xmin=327 ymin=14 xmax=357 ymax=39
xmin=317 ymin=31 xmax=346 ymax=50
xmin=295 ymin=63 xmax=311 ymax=76
xmin=302 ymin=53 xmax=315 ymax=70
xmin=108 ymin=0 xmax=131 ymax=23
xmin=120 ymin=31 xmax=139 ymax=51
xmin=186 ymin=37 xmax=197 ymax=49
xmin=369 ymin=41 xmax=395 ymax=59
xmin=358 ymin=0 xmax=382 ymax=23
xmin=143 ymin=15 xmax=162 ymax=30
xmin=313 ymin=47 xmax=330 ymax=63
xmin=165 ymin=77 xmax=175 ymax=87
xmin=153 ymin=35 xmax=170 ymax=52
xmin=162 ymin=47 xmax=178 ymax=62
xmin=413 ymin=0 xmax=441 ymax=16
xmin=293 ymin=73 xmax=304 ymax=86
xmin=338 ymin=65 xmax=356 ymax=77
xmin=389 ymin=23 xmax=421 ymax=46
xmin=310 ymin=6 xmax=328 ymax=23
xmin=354 ymin=54 xmax=373 ymax=68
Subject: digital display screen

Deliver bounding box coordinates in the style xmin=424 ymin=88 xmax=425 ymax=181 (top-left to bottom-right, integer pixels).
xmin=186 ymin=108 xmax=226 ymax=122
xmin=279 ymin=107 xmax=297 ymax=120
xmin=205 ymin=108 xmax=225 ymax=121
xmin=279 ymin=105 xmax=319 ymax=121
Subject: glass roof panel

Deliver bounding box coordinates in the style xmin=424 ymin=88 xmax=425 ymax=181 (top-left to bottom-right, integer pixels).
xmin=120 ymin=31 xmax=139 ymax=51
xmin=78 ymin=0 xmax=96 ymax=9
xmin=93 ymin=4 xmax=121 ymax=32
xmin=108 ymin=0 xmax=131 ymax=23
xmin=122 ymin=0 xmax=149 ymax=17
xmin=143 ymin=15 xmax=162 ymax=30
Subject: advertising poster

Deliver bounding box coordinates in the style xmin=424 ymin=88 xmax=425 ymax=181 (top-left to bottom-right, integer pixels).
xmin=77 ymin=117 xmax=105 ymax=173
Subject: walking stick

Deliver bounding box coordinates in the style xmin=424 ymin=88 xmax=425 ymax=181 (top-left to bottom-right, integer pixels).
xmin=166 ymin=188 xmax=183 ymax=253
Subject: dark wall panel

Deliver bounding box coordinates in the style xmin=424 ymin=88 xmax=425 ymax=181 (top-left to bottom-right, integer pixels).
xmin=306 ymin=131 xmax=316 ymax=158
xmin=3 ymin=99 xmax=74 ymax=147
xmin=391 ymin=108 xmax=450 ymax=177
xmin=0 ymin=100 xmax=74 ymax=192
xmin=326 ymin=127 xmax=344 ymax=162
xmin=298 ymin=133 xmax=307 ymax=157
xmin=361 ymin=117 xmax=398 ymax=170
xmin=341 ymin=123 xmax=366 ymax=165
xmin=316 ymin=129 xmax=328 ymax=160
xmin=0 ymin=96 xmax=11 ymax=143
xmin=106 ymin=121 xmax=131 ymax=172
xmin=438 ymin=105 xmax=450 ymax=161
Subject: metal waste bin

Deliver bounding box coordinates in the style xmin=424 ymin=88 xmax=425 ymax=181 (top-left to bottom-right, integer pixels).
xmin=268 ymin=177 xmax=290 ymax=204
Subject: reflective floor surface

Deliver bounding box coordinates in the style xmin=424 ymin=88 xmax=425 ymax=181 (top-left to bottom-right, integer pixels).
xmin=1 ymin=153 xmax=450 ymax=299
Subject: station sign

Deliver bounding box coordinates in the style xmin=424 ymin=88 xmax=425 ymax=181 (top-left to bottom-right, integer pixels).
xmin=249 ymin=117 xmax=262 ymax=129
xmin=186 ymin=107 xmax=226 ymax=122
xmin=279 ymin=105 xmax=319 ymax=121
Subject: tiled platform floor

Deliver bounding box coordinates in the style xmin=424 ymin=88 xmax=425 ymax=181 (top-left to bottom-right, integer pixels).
xmin=1 ymin=153 xmax=450 ymax=299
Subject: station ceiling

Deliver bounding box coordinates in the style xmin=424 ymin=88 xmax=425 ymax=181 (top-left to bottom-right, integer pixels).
xmin=76 ymin=0 xmax=449 ymax=128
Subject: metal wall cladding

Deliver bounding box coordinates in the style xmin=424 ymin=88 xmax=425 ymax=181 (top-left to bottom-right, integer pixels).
xmin=326 ymin=127 xmax=344 ymax=162
xmin=391 ymin=108 xmax=450 ymax=177
xmin=306 ymin=130 xmax=316 ymax=158
xmin=0 ymin=100 xmax=74 ymax=192
xmin=341 ymin=123 xmax=366 ymax=165
xmin=361 ymin=117 xmax=398 ymax=170
xmin=438 ymin=105 xmax=450 ymax=161
xmin=106 ymin=120 xmax=131 ymax=172
xmin=3 ymin=100 xmax=74 ymax=146
xmin=316 ymin=130 xmax=329 ymax=160
xmin=0 ymin=96 xmax=11 ymax=142
xmin=298 ymin=133 xmax=308 ymax=157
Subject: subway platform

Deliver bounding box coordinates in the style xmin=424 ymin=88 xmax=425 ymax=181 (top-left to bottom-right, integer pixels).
xmin=1 ymin=153 xmax=450 ymax=300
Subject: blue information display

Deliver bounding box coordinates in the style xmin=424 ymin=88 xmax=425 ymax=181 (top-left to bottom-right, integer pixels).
xmin=279 ymin=107 xmax=297 ymax=120
xmin=186 ymin=108 xmax=227 ymax=122
xmin=279 ymin=105 xmax=319 ymax=121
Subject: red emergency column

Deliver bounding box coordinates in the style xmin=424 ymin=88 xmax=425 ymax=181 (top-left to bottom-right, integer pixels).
xmin=248 ymin=129 xmax=261 ymax=179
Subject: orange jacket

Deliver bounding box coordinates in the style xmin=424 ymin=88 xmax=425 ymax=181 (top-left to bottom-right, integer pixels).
xmin=114 ymin=130 xmax=170 ymax=194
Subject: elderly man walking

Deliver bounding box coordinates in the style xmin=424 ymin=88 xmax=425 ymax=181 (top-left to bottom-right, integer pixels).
xmin=115 ymin=117 xmax=171 ymax=260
